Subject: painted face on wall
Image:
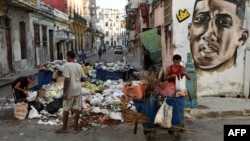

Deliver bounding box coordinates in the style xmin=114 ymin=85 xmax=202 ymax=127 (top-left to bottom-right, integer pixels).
xmin=188 ymin=0 xmax=248 ymax=70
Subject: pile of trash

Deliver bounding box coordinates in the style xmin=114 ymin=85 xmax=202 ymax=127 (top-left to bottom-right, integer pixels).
xmin=19 ymin=61 xmax=145 ymax=128
xmin=36 ymin=60 xmax=65 ymax=72
xmin=24 ymin=78 xmax=145 ymax=128
xmin=0 ymin=60 xmax=150 ymax=129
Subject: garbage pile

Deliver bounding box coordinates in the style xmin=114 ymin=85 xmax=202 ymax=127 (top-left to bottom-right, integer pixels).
xmin=26 ymin=78 xmax=146 ymax=128
xmin=10 ymin=60 xmax=147 ymax=128
xmin=36 ymin=60 xmax=65 ymax=72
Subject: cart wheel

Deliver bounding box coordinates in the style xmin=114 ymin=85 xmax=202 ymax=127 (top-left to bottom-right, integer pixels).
xmin=171 ymin=131 xmax=181 ymax=141
xmin=145 ymin=132 xmax=156 ymax=140
xmin=180 ymin=122 xmax=185 ymax=133
xmin=144 ymin=129 xmax=156 ymax=140
xmin=167 ymin=127 xmax=174 ymax=135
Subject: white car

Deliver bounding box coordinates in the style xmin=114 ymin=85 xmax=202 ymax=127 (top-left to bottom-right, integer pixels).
xmin=114 ymin=46 xmax=123 ymax=54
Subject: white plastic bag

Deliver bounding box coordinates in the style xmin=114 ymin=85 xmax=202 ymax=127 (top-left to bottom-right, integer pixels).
xmin=28 ymin=106 xmax=41 ymax=119
xmin=175 ymin=75 xmax=187 ymax=96
xmin=154 ymin=101 xmax=173 ymax=128
xmin=27 ymin=91 xmax=38 ymax=101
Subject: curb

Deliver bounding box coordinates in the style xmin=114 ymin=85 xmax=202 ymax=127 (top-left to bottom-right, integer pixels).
xmin=0 ymin=71 xmax=38 ymax=88
xmin=185 ymin=108 xmax=250 ymax=119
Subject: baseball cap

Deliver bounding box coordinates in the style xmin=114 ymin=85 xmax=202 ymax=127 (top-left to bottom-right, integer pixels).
xmin=28 ymin=74 xmax=35 ymax=83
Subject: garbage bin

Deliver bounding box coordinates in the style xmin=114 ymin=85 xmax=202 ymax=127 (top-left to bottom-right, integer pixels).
xmin=133 ymin=95 xmax=158 ymax=128
xmin=38 ymin=70 xmax=53 ymax=88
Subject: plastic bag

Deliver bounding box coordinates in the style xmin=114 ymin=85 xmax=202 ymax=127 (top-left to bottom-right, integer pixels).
xmin=28 ymin=106 xmax=41 ymax=119
xmin=14 ymin=102 xmax=28 ymax=120
xmin=27 ymin=91 xmax=38 ymax=101
xmin=46 ymin=98 xmax=63 ymax=114
xmin=154 ymin=101 xmax=173 ymax=128
xmin=175 ymin=76 xmax=187 ymax=96
xmin=29 ymin=101 xmax=44 ymax=112
xmin=158 ymin=82 xmax=175 ymax=97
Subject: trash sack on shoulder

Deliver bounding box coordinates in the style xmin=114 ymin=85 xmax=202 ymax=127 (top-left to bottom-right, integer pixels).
xmin=46 ymin=98 xmax=63 ymax=114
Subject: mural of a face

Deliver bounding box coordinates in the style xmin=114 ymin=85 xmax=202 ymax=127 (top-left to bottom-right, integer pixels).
xmin=188 ymin=0 xmax=248 ymax=71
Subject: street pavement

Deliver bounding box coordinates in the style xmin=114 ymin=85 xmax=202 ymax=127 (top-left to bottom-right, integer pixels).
xmin=1 ymin=51 xmax=250 ymax=119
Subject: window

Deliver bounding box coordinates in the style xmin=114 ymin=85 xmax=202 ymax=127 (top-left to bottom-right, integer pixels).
xmin=33 ymin=24 xmax=40 ymax=47
xmin=42 ymin=26 xmax=47 ymax=47
xmin=106 ymin=31 xmax=109 ymax=37
xmin=19 ymin=22 xmax=27 ymax=59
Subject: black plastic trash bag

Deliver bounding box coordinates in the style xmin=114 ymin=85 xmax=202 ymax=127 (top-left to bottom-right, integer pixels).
xmin=29 ymin=101 xmax=44 ymax=113
xmin=45 ymin=98 xmax=63 ymax=114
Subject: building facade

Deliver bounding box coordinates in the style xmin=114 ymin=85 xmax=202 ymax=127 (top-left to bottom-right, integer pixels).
xmin=125 ymin=0 xmax=250 ymax=98
xmin=98 ymin=8 xmax=126 ymax=48
xmin=0 ymin=0 xmax=94 ymax=77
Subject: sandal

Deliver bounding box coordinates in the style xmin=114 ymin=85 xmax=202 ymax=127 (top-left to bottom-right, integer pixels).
xmin=73 ymin=128 xmax=82 ymax=134
xmin=55 ymin=129 xmax=68 ymax=134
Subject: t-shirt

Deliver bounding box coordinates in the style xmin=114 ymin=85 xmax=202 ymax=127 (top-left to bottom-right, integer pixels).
xmin=63 ymin=62 xmax=85 ymax=96
xmin=11 ymin=76 xmax=29 ymax=89
xmin=77 ymin=51 xmax=82 ymax=56
xmin=168 ymin=65 xmax=184 ymax=84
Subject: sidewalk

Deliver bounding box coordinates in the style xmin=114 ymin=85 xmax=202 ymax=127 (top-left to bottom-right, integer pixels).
xmin=0 ymin=51 xmax=96 ymax=88
xmin=1 ymin=52 xmax=250 ymax=119
xmin=0 ymin=69 xmax=39 ymax=88
xmin=185 ymin=97 xmax=250 ymax=119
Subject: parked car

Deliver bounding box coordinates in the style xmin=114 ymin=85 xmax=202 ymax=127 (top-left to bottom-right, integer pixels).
xmin=114 ymin=46 xmax=123 ymax=54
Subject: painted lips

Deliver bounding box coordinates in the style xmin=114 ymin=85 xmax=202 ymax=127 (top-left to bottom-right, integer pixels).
xmin=199 ymin=43 xmax=218 ymax=57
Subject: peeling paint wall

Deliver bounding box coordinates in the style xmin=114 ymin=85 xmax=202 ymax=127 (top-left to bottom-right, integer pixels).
xmin=2 ymin=7 xmax=34 ymax=74
xmin=31 ymin=13 xmax=55 ymax=65
xmin=0 ymin=28 xmax=8 ymax=75
xmin=172 ymin=0 xmax=250 ymax=97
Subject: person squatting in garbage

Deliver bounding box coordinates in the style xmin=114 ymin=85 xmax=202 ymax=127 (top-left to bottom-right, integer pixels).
xmin=12 ymin=74 xmax=36 ymax=103
xmin=164 ymin=54 xmax=191 ymax=96
xmin=55 ymin=51 xmax=87 ymax=134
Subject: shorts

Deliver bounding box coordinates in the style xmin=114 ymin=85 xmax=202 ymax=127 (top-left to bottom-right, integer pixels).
xmin=63 ymin=95 xmax=82 ymax=111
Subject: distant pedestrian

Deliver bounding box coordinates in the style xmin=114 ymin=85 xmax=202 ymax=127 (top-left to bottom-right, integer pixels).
xmin=98 ymin=47 xmax=102 ymax=60
xmin=80 ymin=49 xmax=87 ymax=64
xmin=77 ymin=50 xmax=82 ymax=62
xmin=55 ymin=51 xmax=87 ymax=134
xmin=103 ymin=46 xmax=106 ymax=54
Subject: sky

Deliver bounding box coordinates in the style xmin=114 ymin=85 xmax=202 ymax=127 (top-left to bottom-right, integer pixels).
xmin=96 ymin=0 xmax=127 ymax=14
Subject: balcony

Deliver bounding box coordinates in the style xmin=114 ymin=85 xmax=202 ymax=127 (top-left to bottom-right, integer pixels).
xmin=53 ymin=9 xmax=68 ymax=21
xmin=10 ymin=0 xmax=38 ymax=11
xmin=37 ymin=1 xmax=54 ymax=16
xmin=54 ymin=30 xmax=76 ymax=41
xmin=68 ymin=32 xmax=76 ymax=40
xmin=55 ymin=30 xmax=68 ymax=40
xmin=16 ymin=0 xmax=37 ymax=6
xmin=74 ymin=12 xmax=87 ymax=25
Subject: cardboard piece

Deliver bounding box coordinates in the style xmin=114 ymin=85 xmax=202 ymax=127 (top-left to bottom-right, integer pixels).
xmin=37 ymin=89 xmax=46 ymax=98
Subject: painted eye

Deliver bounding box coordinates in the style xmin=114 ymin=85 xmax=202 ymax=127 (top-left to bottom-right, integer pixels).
xmin=216 ymin=18 xmax=232 ymax=27
xmin=194 ymin=15 xmax=210 ymax=24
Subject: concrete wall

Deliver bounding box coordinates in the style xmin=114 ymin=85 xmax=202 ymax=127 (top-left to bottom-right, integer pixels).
xmin=0 ymin=28 xmax=8 ymax=75
xmin=5 ymin=8 xmax=34 ymax=73
xmin=172 ymin=0 xmax=250 ymax=97
xmin=31 ymin=13 xmax=55 ymax=65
